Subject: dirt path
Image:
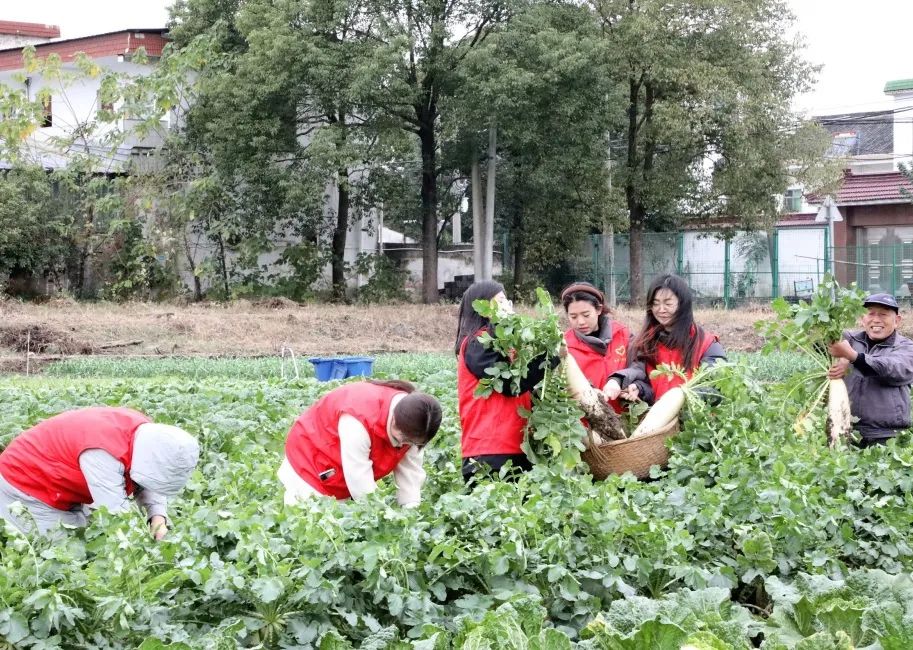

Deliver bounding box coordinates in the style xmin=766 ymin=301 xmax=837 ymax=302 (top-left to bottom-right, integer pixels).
xmin=0 ymin=297 xmax=783 ymax=366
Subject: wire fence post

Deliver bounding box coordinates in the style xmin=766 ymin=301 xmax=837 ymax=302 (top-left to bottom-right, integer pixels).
xmin=503 ymin=233 xmax=511 ymax=276
xmin=676 ymin=232 xmax=684 ymax=276
xmin=771 ymin=229 xmax=779 ymax=299
xmin=856 ymin=243 xmax=864 ymax=286
xmin=723 ymin=237 xmax=731 ymax=308
xmin=591 ymin=235 xmax=601 ymax=289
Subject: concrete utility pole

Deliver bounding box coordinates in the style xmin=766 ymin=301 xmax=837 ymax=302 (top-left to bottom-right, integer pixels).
xmin=483 ymin=124 xmax=496 ymax=280
xmin=605 ymin=139 xmax=616 ymax=306
xmin=471 ymin=160 xmax=483 ymax=279
xmin=815 ymin=195 xmax=843 ymax=276
xmin=471 ymin=124 xmax=497 ymax=281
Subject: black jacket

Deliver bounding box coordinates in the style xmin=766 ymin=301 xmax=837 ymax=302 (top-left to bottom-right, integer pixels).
xmin=842 ymin=330 xmax=913 ymax=440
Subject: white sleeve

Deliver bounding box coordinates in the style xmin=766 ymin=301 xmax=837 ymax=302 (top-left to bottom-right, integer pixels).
xmin=393 ymin=446 xmax=426 ymax=507
xmin=134 ymin=488 xmax=169 ymax=523
xmin=337 ymin=414 xmax=377 ymax=500
xmin=78 ymin=450 xmax=131 ymax=514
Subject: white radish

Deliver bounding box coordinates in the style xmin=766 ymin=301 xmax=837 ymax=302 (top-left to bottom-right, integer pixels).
xmin=826 ymin=377 xmax=852 ymax=447
xmin=631 ymin=387 xmax=685 ymax=438
xmin=564 ymin=354 xmax=626 ymax=441
xmin=564 ymin=353 xmax=599 ymax=404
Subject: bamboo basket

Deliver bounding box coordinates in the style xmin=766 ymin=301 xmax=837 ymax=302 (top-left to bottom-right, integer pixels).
xmin=581 ymin=418 xmax=680 ymax=480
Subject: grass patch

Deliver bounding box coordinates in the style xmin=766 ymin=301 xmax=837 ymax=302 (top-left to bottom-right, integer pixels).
xmin=43 ymin=352 xmax=456 ymax=381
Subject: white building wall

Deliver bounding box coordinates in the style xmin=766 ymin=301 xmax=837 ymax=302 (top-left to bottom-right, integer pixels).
xmin=776 ymin=227 xmax=826 ymax=296
xmin=678 ymin=228 xmax=826 ymax=300
xmin=890 ymin=89 xmax=913 ymax=171
xmin=0 ymin=56 xmax=165 ymax=170
xmin=0 ymin=34 xmax=55 ymax=48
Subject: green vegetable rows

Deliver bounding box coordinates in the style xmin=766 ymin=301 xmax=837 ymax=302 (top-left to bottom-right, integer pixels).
xmin=1 ymin=353 xmax=912 ymax=648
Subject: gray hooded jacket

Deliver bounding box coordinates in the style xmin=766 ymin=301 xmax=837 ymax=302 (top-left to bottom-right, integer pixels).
xmin=842 ymin=329 xmax=913 ymax=441
xmin=0 ymin=421 xmax=199 ymax=534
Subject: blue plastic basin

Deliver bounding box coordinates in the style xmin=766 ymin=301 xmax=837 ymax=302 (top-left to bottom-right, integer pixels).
xmin=308 ymin=356 xmax=375 ymax=382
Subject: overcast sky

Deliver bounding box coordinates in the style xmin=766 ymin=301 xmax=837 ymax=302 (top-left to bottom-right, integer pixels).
xmin=5 ymin=0 xmax=912 ymax=117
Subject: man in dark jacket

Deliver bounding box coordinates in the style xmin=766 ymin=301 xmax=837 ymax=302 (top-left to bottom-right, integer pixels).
xmin=828 ymin=293 xmax=913 ymax=446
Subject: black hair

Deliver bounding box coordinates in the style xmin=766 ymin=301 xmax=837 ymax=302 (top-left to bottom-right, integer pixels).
xmin=454 ymin=280 xmax=505 ymax=355
xmin=630 ymin=274 xmax=705 ymax=370
xmin=366 ymin=378 xmax=416 ymax=393
xmin=393 ymin=392 xmax=443 ymax=445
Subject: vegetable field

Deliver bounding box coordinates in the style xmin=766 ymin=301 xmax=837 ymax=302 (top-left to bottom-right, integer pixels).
xmin=2 ymin=353 xmax=913 ymax=649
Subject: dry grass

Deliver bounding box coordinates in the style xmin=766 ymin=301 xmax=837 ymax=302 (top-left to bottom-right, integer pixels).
xmin=0 ymin=298 xmax=460 ymax=358
xmin=0 ymin=297 xmax=779 ymax=360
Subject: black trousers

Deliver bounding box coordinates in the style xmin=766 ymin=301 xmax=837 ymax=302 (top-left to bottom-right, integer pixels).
xmin=462 ymin=454 xmax=533 ymax=484
xmin=854 ymin=436 xmax=894 ymax=449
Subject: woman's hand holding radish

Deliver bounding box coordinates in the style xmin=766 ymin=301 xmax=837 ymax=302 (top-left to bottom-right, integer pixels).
xmin=619 ymin=384 xmax=640 ymax=402
xmin=602 ymin=379 xmax=622 ymax=400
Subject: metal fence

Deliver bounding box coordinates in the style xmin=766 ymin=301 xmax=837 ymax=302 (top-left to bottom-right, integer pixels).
xmin=540 ymin=229 xmax=913 ymax=307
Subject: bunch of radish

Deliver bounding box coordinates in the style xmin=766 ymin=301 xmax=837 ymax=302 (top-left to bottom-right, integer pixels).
xmin=756 ymin=274 xmax=866 ymax=447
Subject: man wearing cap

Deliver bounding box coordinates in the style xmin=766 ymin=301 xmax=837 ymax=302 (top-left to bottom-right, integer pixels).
xmin=827 ymin=293 xmax=913 ymax=447
xmin=0 ymin=406 xmax=199 ymax=538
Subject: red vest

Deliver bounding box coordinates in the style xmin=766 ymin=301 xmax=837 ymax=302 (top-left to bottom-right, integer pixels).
xmin=285 ymin=383 xmax=410 ymax=500
xmin=646 ymin=330 xmax=718 ymax=400
xmin=458 ymin=332 xmax=533 ymax=457
xmin=0 ymin=407 xmax=148 ymax=511
xmin=565 ymin=320 xmax=631 ymax=413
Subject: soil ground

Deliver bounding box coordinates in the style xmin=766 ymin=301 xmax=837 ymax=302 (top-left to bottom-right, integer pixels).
xmin=2 ymin=297 xmax=907 ymax=371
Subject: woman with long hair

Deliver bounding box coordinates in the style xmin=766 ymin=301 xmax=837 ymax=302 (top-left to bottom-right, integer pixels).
xmin=279 ymin=379 xmax=442 ymax=507
xmin=610 ymin=274 xmax=725 ymax=403
xmin=455 ymin=281 xmax=556 ymax=482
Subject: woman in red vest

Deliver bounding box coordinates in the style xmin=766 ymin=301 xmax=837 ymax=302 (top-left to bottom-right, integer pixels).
xmin=279 ymin=379 xmax=442 ymax=507
xmin=0 ymin=407 xmax=199 ymax=539
xmin=610 ymin=274 xmax=725 ymax=403
xmin=560 ymin=281 xmax=643 ymax=413
xmin=455 ymin=281 xmax=557 ymax=483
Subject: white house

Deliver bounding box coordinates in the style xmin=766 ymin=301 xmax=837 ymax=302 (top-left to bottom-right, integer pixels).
xmin=0 ymin=25 xmax=171 ymax=172
xmin=0 ymin=20 xmax=483 ymax=298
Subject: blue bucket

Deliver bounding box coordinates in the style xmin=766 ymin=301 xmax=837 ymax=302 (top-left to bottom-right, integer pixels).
xmin=344 ymin=357 xmax=375 ymax=378
xmin=308 ymin=356 xmax=375 ymax=382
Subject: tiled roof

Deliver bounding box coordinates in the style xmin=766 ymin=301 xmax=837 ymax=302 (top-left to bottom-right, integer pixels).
xmin=815 ymin=111 xmax=894 ymax=156
xmin=0 ymin=20 xmax=60 ymax=38
xmin=0 ymin=29 xmax=168 ymax=70
xmin=833 ymin=172 xmax=913 ymax=206
xmin=776 ymin=213 xmax=818 ymax=227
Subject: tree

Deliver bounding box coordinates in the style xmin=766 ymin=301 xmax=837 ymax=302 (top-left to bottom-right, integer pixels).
xmin=0 ymin=167 xmax=60 ymax=284
xmin=166 ymin=0 xmax=417 ymax=300
xmin=445 ymin=2 xmax=616 ymax=293
xmin=0 ymin=49 xmax=167 ymax=297
xmin=590 ymin=0 xmax=817 ymax=303
xmin=900 ymin=160 xmax=913 ymax=204
xmin=356 ymin=0 xmax=519 ymax=302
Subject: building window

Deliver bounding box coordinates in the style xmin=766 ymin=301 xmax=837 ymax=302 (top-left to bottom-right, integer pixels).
xmin=830 ymin=131 xmax=858 ymax=157
xmin=98 ymin=91 xmax=115 ymax=115
xmin=40 ymin=96 xmax=52 ymax=127
xmin=783 ymin=188 xmax=802 ymax=213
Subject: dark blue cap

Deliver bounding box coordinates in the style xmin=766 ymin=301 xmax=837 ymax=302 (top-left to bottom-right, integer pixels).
xmin=864 ymin=293 xmax=899 ymax=312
